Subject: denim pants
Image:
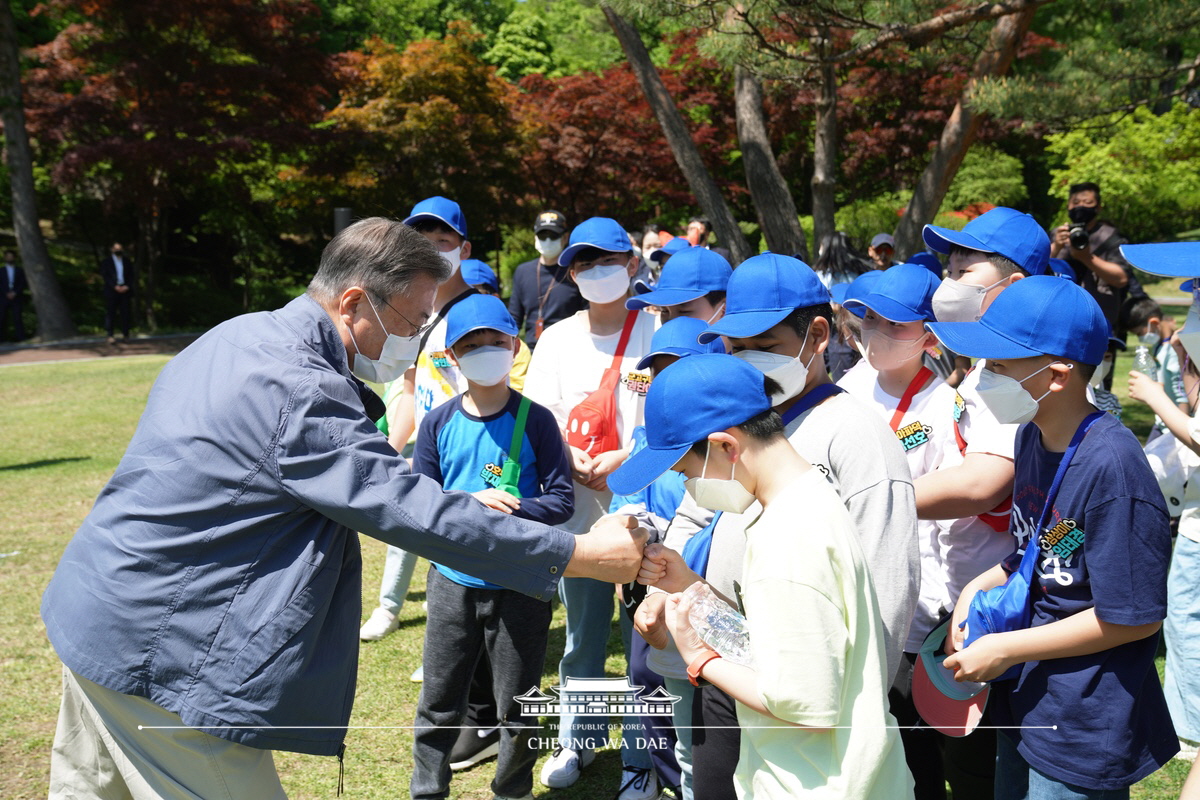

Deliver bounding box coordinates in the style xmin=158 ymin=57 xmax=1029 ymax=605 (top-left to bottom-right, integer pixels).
xmin=411 ymin=568 xmax=551 ymax=800
xmin=995 ymin=732 xmax=1130 ymax=800
xmin=1165 ymin=534 xmax=1200 ymax=743
xmin=378 ymin=545 xmax=419 ymax=614
xmin=555 ymin=576 xmax=651 ymax=768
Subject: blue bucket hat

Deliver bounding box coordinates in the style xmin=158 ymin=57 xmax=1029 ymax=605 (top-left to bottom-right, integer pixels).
xmin=627 ymin=247 xmax=732 ymax=310
xmin=558 ymin=217 xmax=632 ymax=267
xmin=922 ymin=207 xmax=1049 ymax=277
xmin=460 ymin=259 xmax=499 ymax=293
xmin=1120 ymin=242 xmax=1200 ymax=278
xmin=634 ymin=316 xmax=726 ymax=371
xmin=926 ymin=275 xmax=1108 ymax=365
xmin=650 ymin=237 xmax=690 ymax=264
xmin=699 ymin=253 xmax=830 ymax=343
xmin=607 ymin=353 xmax=772 ymax=495
xmin=403 ymin=196 xmax=467 ymax=238
xmin=445 ymin=293 xmax=518 ymax=348
xmin=844 ymin=263 xmax=941 ymax=323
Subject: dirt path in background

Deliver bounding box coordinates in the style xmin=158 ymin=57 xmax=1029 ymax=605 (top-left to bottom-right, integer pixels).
xmin=0 ymin=334 xmax=200 ymax=366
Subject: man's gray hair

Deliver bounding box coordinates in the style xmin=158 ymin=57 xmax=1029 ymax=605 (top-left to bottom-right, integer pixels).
xmin=307 ymin=217 xmax=450 ymax=304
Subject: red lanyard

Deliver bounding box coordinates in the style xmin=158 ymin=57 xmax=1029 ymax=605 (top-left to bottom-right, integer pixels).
xmin=889 ymin=366 xmax=934 ymax=431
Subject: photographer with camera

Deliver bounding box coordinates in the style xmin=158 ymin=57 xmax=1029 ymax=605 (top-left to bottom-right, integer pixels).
xmin=1050 ymin=181 xmax=1143 ymax=388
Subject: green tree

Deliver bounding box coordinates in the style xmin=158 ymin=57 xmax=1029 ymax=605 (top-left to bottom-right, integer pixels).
xmin=485 ymin=8 xmax=554 ymax=81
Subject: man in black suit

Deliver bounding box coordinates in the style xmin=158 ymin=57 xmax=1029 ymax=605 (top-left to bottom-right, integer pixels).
xmin=100 ymin=242 xmax=134 ymax=342
xmin=1 ymin=249 xmax=29 ymax=342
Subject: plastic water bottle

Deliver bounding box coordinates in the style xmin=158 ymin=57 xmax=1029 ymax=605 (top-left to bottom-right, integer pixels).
xmin=684 ymin=582 xmax=753 ymax=666
xmin=1134 ymin=345 xmax=1158 ymax=381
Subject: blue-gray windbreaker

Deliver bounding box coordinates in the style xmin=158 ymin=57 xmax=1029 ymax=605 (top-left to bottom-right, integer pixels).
xmin=41 ymin=294 xmax=575 ymax=756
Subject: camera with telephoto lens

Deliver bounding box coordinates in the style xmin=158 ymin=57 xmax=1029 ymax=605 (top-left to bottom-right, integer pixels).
xmin=1068 ymin=222 xmax=1090 ymax=250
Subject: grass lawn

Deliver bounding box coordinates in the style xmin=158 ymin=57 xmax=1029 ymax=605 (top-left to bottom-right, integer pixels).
xmin=0 ymin=353 xmax=1192 ymax=798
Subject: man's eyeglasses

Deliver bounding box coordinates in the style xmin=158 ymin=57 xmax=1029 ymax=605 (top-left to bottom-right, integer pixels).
xmin=379 ymin=296 xmax=433 ymax=338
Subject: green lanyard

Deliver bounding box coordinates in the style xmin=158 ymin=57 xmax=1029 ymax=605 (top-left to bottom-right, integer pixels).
xmin=496 ymin=395 xmax=532 ymax=498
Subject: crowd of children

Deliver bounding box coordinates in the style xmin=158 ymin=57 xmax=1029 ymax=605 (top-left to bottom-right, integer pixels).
xmin=363 ymin=196 xmax=1198 ymax=800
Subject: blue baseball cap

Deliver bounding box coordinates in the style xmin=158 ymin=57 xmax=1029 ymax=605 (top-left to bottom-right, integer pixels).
xmin=445 ymin=293 xmax=518 ymax=347
xmin=699 ymin=253 xmax=830 ymax=343
xmin=1046 ymin=258 xmax=1076 ymax=282
xmin=907 ymin=252 xmax=943 ymax=280
xmin=635 ymin=316 xmax=726 ymax=371
xmin=558 ymin=217 xmax=632 ymax=266
xmin=607 ymin=354 xmax=772 ymax=495
xmin=1121 ymin=242 xmax=1200 ymax=278
xmin=461 ymin=259 xmax=499 ymax=293
xmin=927 ymin=275 xmax=1108 ymax=365
xmin=627 ymin=247 xmax=732 ymax=310
xmin=650 ymin=236 xmax=689 ymax=263
xmin=403 ymin=196 xmax=467 ymax=238
xmin=831 ymin=270 xmax=882 ymax=319
xmin=844 ymin=263 xmax=940 ymax=323
xmin=922 ymin=207 xmax=1050 ymax=277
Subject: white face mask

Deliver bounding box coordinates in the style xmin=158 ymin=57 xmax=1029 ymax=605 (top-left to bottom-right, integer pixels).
xmin=1137 ymin=328 xmax=1159 ymax=347
xmin=1179 ymin=298 xmax=1200 ymax=363
xmin=684 ymin=442 xmax=757 ymax=513
xmin=574 ymin=261 xmax=631 ymax=304
xmin=975 ymin=362 xmax=1066 ymax=425
xmin=534 ymin=235 xmax=564 ymax=260
xmin=439 ymin=244 xmax=463 ymax=275
xmin=862 ymin=327 xmax=927 ymax=372
xmin=1089 ymin=359 xmax=1112 ymax=389
xmin=347 ymin=294 xmax=421 ymax=384
xmin=455 ymin=345 xmax=514 ymax=386
xmin=732 ymin=328 xmax=815 ymax=403
xmin=931 ymin=276 xmax=1007 ymax=323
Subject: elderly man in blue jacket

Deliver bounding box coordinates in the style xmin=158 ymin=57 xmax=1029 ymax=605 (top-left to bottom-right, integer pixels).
xmin=41 ymin=217 xmax=645 ymax=798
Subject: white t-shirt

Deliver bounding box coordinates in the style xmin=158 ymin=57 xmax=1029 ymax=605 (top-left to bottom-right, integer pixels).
xmin=936 ymin=361 xmax=1019 ymax=611
xmin=524 ymin=309 xmax=656 ymax=533
xmin=838 ymin=366 xmax=960 ymax=651
xmin=735 ymin=469 xmax=913 ymax=800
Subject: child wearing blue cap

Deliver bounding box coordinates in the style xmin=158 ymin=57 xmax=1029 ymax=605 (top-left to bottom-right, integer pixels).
xmin=677 ymin=252 xmax=917 ymax=799
xmin=408 ymin=293 xmax=574 ymax=800
xmin=612 ymin=353 xmax=913 ymax=799
xmin=523 ymin=216 xmax=657 ymax=794
xmin=461 ymin=258 xmax=501 ymax=296
xmin=838 ymin=263 xmax=978 ymax=797
xmin=627 ymin=246 xmax=731 ymax=325
xmin=932 ymin=276 xmax=1178 ymax=797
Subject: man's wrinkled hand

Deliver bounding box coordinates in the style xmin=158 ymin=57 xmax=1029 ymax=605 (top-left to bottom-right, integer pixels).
xmin=564 ymin=514 xmax=649 ymax=584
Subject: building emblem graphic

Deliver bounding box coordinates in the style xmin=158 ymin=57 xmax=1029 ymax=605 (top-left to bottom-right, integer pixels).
xmin=515 ymin=677 xmax=681 ymax=717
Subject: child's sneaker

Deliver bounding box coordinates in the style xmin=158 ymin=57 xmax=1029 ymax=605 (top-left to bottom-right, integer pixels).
xmin=410 ymin=664 xmax=424 ymax=682
xmin=450 ymin=726 xmax=500 ymax=771
xmin=614 ymin=766 xmax=658 ymax=800
xmin=358 ymin=607 xmax=398 ymax=641
xmin=539 ymin=745 xmax=595 ymax=788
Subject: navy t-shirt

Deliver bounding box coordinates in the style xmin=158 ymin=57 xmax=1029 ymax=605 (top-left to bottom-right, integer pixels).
xmin=991 ymin=412 xmax=1176 ymax=789
xmin=507 ymin=258 xmax=587 ymax=349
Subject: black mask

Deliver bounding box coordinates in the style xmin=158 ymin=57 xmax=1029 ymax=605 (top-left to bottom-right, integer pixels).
xmin=1068 ymin=205 xmax=1098 ymax=225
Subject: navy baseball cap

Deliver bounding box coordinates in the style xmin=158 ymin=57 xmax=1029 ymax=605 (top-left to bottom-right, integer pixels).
xmin=907 ymin=252 xmax=943 ymax=280
xmin=461 ymin=259 xmax=499 ymax=293
xmin=845 ymin=263 xmax=940 ymax=323
xmin=922 ymin=207 xmax=1049 ymax=277
xmin=650 ymin=236 xmax=689 ymax=263
xmin=627 ymin=247 xmax=732 ymax=310
xmin=403 ymin=196 xmax=467 ymax=238
xmin=927 ymin=275 xmax=1108 ymax=365
xmin=607 ymin=353 xmax=772 ymax=495
xmin=831 ymin=270 xmax=882 ymax=319
xmin=699 ymin=253 xmax=830 ymax=343
xmin=534 ymin=210 xmax=567 ymax=235
xmin=871 ymin=233 xmax=895 ymax=249
xmin=1121 ymin=241 xmax=1200 ymax=278
xmin=558 ymin=217 xmax=632 ymax=266
xmin=634 ymin=316 xmax=726 ymax=371
xmin=445 ymin=293 xmax=518 ymax=347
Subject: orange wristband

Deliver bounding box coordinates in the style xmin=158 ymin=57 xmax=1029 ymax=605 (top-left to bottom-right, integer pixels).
xmin=687 ymin=650 xmax=722 ymax=687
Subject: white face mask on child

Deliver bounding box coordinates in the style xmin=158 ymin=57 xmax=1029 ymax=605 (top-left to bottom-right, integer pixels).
xmin=684 ymin=442 xmax=756 ymax=513
xmin=733 ymin=328 xmax=815 ymax=404
xmin=455 ymin=346 xmax=513 ymax=386
xmin=976 ymin=362 xmax=1067 ymax=425
xmin=574 ymin=262 xmax=631 ymax=304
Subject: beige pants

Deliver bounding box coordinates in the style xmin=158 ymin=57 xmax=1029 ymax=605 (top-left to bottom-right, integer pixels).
xmin=49 ymin=665 xmax=287 ymax=800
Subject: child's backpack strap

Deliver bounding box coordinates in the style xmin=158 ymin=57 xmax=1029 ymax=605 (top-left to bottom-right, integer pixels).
xmin=497 ymin=395 xmax=532 ymax=498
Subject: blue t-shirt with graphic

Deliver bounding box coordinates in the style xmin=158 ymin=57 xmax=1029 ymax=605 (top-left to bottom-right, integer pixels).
xmin=991 ymin=412 xmax=1176 ymax=790
xmin=412 ymin=390 xmax=574 ymax=589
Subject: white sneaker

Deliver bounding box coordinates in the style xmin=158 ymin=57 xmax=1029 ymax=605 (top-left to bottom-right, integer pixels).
xmin=539 ymin=745 xmax=595 ymax=788
xmin=410 ymin=664 xmax=424 ymax=682
xmin=359 ymin=607 xmax=398 ymax=641
xmin=615 ymin=766 xmax=658 ymax=800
